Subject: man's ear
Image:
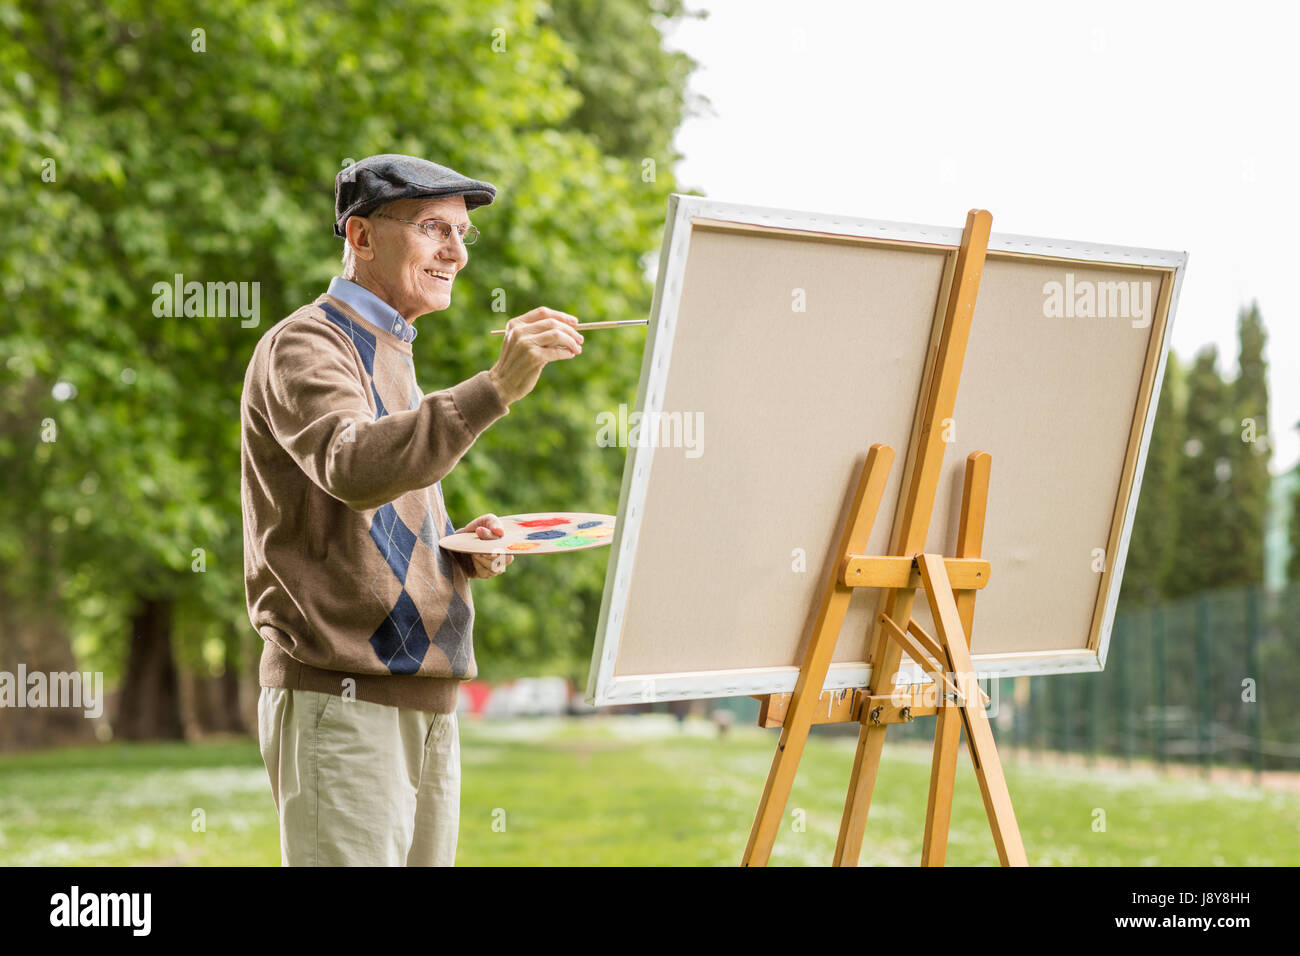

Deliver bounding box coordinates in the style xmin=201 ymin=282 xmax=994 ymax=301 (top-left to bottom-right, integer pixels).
xmin=346 ymin=216 xmax=378 ymax=262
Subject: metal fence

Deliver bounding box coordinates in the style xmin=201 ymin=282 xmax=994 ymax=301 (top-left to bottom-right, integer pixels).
xmin=707 ymin=584 xmax=1300 ymax=777
xmin=879 ymin=582 xmax=1300 ymax=774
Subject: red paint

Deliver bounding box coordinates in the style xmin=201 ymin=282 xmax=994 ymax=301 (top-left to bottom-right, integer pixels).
xmin=516 ymin=517 xmax=569 ymax=528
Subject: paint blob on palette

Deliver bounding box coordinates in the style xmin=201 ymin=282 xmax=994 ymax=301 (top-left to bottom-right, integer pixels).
xmin=437 ymin=512 xmax=617 ymax=556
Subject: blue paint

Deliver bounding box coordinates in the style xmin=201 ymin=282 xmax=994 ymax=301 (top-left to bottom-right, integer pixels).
xmin=576 ymin=520 xmax=602 ymax=529
xmin=527 ymin=529 xmax=567 ymax=540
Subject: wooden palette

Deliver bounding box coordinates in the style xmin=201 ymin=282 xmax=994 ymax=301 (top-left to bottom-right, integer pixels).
xmin=438 ymin=512 xmax=616 ymax=555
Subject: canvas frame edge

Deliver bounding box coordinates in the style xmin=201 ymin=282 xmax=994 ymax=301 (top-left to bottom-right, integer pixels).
xmin=586 ymin=194 xmax=1188 ymax=706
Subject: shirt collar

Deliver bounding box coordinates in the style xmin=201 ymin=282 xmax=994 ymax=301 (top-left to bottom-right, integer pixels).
xmin=326 ymin=276 xmax=418 ymax=343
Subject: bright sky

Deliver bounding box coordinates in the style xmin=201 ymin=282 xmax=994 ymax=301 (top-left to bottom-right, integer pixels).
xmin=663 ymin=0 xmax=1299 ymax=473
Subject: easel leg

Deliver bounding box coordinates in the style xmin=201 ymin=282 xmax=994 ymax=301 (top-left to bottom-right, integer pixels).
xmin=921 ymin=704 xmax=961 ymax=865
xmin=958 ymin=683 xmax=1026 ymax=865
xmin=918 ymin=553 xmax=1027 ymax=866
xmin=921 ymin=451 xmax=990 ymax=866
xmin=834 ymin=585 xmax=918 ymax=866
xmin=836 ymin=721 xmax=888 ymax=865
xmin=743 ymin=445 xmax=894 ymax=866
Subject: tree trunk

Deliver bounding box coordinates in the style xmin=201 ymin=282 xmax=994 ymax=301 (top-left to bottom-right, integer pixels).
xmin=240 ymin=635 xmax=261 ymax=735
xmin=188 ymin=638 xmax=250 ymax=736
xmin=115 ymin=596 xmax=184 ymax=740
xmin=0 ymin=597 xmax=99 ymax=752
xmin=218 ymin=642 xmax=245 ymax=733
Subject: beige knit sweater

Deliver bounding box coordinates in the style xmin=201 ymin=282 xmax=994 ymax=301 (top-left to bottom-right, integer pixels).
xmin=240 ymin=293 xmax=509 ymax=711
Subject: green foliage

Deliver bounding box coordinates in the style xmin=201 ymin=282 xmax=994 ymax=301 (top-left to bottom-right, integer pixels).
xmin=1125 ymin=303 xmax=1273 ymax=605
xmin=1169 ymin=348 xmax=1236 ymax=596
xmin=1290 ymin=468 xmax=1300 ymax=584
xmin=1224 ymin=302 xmax=1270 ymax=588
xmin=541 ymin=0 xmax=705 ymax=162
xmin=0 ymin=0 xmax=701 ymax=682
xmin=1121 ymin=353 xmax=1183 ymax=606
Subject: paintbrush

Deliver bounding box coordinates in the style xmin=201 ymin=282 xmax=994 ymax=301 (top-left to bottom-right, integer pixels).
xmin=490 ymin=318 xmax=648 ymax=335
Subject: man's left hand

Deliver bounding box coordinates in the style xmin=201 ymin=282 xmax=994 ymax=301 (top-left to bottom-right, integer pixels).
xmin=455 ymin=513 xmax=514 ymax=578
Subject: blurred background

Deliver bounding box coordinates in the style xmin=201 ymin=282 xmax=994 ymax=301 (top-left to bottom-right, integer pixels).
xmin=2 ymin=0 xmax=1297 ymax=865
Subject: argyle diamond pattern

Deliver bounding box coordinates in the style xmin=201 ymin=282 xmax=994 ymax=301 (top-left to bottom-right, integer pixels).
xmin=322 ymin=301 xmax=472 ymax=676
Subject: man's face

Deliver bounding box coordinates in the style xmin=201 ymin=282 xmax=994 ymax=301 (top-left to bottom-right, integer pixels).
xmin=348 ymin=195 xmax=471 ymax=320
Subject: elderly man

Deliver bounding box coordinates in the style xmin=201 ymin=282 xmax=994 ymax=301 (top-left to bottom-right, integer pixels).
xmin=241 ymin=154 xmax=583 ymax=866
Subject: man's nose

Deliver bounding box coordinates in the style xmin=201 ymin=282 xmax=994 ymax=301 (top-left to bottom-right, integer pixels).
xmin=439 ymin=233 xmax=468 ymax=260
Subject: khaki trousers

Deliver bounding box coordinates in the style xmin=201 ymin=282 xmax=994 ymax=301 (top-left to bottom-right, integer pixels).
xmin=257 ymin=687 xmax=460 ymax=866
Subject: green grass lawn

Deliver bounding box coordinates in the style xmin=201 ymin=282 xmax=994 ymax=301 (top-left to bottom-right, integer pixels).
xmin=1 ymin=714 xmax=1296 ymax=865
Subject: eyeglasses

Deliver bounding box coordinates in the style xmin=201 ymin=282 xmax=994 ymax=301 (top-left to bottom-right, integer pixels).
xmin=378 ymin=213 xmax=479 ymax=246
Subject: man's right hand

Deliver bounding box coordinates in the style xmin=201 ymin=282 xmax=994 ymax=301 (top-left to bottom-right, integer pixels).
xmin=489 ymin=307 xmax=584 ymax=406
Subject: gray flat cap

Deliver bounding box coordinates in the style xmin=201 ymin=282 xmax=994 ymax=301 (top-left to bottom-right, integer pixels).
xmin=334 ymin=154 xmax=497 ymax=238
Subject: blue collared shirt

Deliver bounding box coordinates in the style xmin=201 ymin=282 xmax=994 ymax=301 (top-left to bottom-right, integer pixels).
xmin=326 ymin=276 xmax=419 ymax=344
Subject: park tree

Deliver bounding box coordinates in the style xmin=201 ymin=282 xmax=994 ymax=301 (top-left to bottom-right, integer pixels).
xmin=542 ymin=0 xmax=703 ymax=163
xmin=1167 ymin=347 xmax=1239 ymax=598
xmin=1120 ymin=352 xmax=1183 ymax=605
xmin=1122 ymin=305 xmax=1271 ymax=604
xmin=0 ymin=0 xmax=702 ymax=741
xmin=1222 ymin=301 xmax=1270 ymax=588
xmin=1290 ymin=452 xmax=1300 ymax=584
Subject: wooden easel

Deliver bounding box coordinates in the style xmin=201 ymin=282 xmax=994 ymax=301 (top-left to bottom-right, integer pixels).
xmin=742 ymin=209 xmax=1028 ymax=867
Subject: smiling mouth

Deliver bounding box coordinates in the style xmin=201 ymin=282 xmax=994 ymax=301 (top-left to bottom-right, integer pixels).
xmin=424 ymin=269 xmax=454 ymax=284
